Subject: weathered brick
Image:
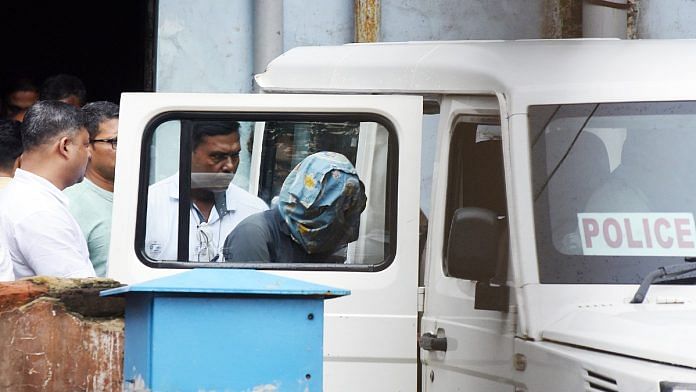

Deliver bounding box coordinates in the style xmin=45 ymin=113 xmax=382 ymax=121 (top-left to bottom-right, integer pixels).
xmin=0 ymin=281 xmax=48 ymax=313
xmin=0 ymin=278 xmax=125 ymax=391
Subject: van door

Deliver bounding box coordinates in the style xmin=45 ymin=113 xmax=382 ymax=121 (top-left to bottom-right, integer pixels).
xmin=420 ymin=95 xmax=516 ymax=391
xmin=110 ymin=93 xmax=423 ymax=391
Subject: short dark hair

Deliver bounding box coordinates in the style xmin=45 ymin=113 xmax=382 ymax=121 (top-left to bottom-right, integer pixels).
xmin=2 ymin=77 xmax=39 ymax=119
xmin=82 ymin=101 xmax=119 ymax=139
xmin=40 ymin=74 xmax=87 ymax=105
xmin=7 ymin=77 xmax=39 ymax=95
xmin=21 ymin=101 xmax=86 ymax=151
xmin=191 ymin=120 xmax=240 ymax=150
xmin=0 ymin=119 xmax=22 ymax=170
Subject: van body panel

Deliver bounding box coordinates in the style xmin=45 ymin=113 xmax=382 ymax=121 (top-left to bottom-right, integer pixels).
xmin=110 ymin=92 xmax=423 ymax=390
xmin=111 ymin=39 xmax=696 ymax=390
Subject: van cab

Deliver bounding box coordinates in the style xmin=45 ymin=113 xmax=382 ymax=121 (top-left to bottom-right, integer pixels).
xmin=109 ymin=39 xmax=696 ymax=391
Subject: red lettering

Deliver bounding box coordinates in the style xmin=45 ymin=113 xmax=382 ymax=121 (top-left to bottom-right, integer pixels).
xmin=674 ymin=218 xmax=695 ymax=248
xmin=642 ymin=218 xmax=653 ymax=248
xmin=603 ymin=218 xmax=623 ymax=248
xmin=624 ymin=218 xmax=643 ymax=248
xmin=582 ymin=218 xmax=599 ymax=248
xmin=655 ymin=218 xmax=674 ymax=248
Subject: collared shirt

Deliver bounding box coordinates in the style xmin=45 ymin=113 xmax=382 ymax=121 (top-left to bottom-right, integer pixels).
xmin=145 ymin=174 xmax=268 ymax=262
xmin=0 ymin=177 xmax=14 ymax=281
xmin=64 ymin=178 xmax=113 ymax=277
xmin=0 ymin=169 xmax=96 ymax=279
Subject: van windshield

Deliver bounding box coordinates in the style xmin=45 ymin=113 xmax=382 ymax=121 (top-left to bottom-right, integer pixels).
xmin=531 ymin=101 xmax=696 ymax=284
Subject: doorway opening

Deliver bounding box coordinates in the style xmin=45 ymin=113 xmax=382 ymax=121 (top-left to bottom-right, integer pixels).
xmin=0 ymin=0 xmax=156 ymax=106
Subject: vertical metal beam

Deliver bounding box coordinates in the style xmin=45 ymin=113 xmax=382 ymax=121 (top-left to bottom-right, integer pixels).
xmin=355 ymin=0 xmax=380 ymax=43
xmin=254 ymin=0 xmax=284 ymax=76
xmin=177 ymin=121 xmax=192 ymax=261
xmin=583 ymin=0 xmax=629 ymax=38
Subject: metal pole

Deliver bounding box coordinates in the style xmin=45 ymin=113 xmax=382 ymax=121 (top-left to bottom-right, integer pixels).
xmin=355 ymin=0 xmax=380 ymax=43
xmin=253 ymin=0 xmax=284 ymax=75
xmin=583 ymin=0 xmax=629 ymax=38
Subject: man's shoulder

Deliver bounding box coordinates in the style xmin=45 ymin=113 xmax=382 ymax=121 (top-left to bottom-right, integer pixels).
xmin=64 ymin=181 xmax=94 ymax=205
xmin=63 ymin=180 xmax=88 ymax=196
xmin=227 ymin=183 xmax=269 ymax=212
xmin=238 ymin=209 xmax=273 ymax=228
xmin=147 ymin=174 xmax=178 ymax=206
xmin=149 ymin=174 xmax=178 ymax=193
xmin=0 ymin=180 xmax=54 ymax=218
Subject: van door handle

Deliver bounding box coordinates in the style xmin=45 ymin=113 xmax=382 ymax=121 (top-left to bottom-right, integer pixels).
xmin=419 ymin=332 xmax=448 ymax=352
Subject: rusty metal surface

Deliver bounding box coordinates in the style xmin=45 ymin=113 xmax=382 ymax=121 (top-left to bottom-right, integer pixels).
xmin=543 ymin=0 xmax=583 ymax=38
xmin=355 ymin=0 xmax=381 ymax=42
xmin=627 ymin=0 xmax=639 ymax=39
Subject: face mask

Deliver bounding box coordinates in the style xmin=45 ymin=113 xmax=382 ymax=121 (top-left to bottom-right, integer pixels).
xmin=190 ymin=172 xmax=234 ymax=191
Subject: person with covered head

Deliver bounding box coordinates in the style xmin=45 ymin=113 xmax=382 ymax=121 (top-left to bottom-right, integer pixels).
xmin=223 ymin=151 xmax=367 ymax=263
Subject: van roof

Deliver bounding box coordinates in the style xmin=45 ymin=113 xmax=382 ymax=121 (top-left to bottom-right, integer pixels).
xmin=256 ymin=39 xmax=696 ymax=112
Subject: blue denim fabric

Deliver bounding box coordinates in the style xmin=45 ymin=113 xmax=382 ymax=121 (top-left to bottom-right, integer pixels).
xmin=277 ymin=151 xmax=367 ymax=254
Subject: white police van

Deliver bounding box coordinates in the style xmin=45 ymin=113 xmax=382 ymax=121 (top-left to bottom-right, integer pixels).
xmin=109 ymin=39 xmax=696 ymax=391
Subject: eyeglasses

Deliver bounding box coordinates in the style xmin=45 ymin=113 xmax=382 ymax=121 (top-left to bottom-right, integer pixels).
xmin=91 ymin=137 xmax=118 ymax=150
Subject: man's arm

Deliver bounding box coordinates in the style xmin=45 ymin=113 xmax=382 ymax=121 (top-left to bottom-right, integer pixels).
xmin=14 ymin=211 xmax=96 ymax=278
xmin=0 ymin=243 xmax=15 ymax=281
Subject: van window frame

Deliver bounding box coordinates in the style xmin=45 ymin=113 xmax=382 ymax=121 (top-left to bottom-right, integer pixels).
xmin=441 ymin=115 xmax=508 ymax=278
xmin=135 ymin=110 xmax=400 ymax=272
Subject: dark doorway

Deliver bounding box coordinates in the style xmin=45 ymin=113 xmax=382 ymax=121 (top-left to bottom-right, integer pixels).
xmin=0 ymin=0 xmax=155 ymax=105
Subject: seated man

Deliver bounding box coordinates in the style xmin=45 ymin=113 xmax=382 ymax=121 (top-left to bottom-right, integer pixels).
xmin=145 ymin=120 xmax=268 ymax=262
xmin=223 ymin=151 xmax=367 ymax=263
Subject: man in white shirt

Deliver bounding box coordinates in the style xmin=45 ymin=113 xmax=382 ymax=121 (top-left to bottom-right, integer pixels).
xmin=145 ymin=120 xmax=267 ymax=262
xmin=0 ymin=119 xmax=23 ymax=280
xmin=0 ymin=101 xmax=96 ymax=278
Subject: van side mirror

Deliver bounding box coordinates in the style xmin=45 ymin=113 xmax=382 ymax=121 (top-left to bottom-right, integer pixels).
xmin=446 ymin=207 xmax=509 ymax=311
xmin=446 ymin=207 xmax=500 ymax=281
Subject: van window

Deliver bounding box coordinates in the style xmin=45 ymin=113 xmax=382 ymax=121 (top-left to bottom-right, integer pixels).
xmin=138 ymin=113 xmax=397 ymax=271
xmin=531 ymin=101 xmax=696 ymax=284
xmin=442 ymin=116 xmax=508 ymax=278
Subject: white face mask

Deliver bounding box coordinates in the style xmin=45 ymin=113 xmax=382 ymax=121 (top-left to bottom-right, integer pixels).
xmin=190 ymin=172 xmax=235 ymax=192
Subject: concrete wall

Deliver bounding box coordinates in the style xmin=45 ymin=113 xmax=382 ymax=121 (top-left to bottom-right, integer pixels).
xmin=381 ymin=0 xmax=546 ymax=41
xmin=156 ymin=0 xmax=254 ymax=93
xmin=153 ymin=0 xmax=578 ymax=201
xmin=636 ymin=0 xmax=696 ymax=38
xmin=155 ymin=0 xmax=577 ymax=93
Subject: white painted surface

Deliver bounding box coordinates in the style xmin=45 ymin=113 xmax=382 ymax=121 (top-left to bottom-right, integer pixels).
xmin=516 ymin=338 xmax=696 ymax=391
xmin=542 ymin=303 xmax=696 ymax=368
xmin=118 ymin=38 xmax=696 ymax=390
xmin=111 ymin=92 xmax=422 ymax=391
xmin=257 ymin=39 xmax=696 ymax=112
xmin=421 ymin=95 xmax=515 ymax=391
